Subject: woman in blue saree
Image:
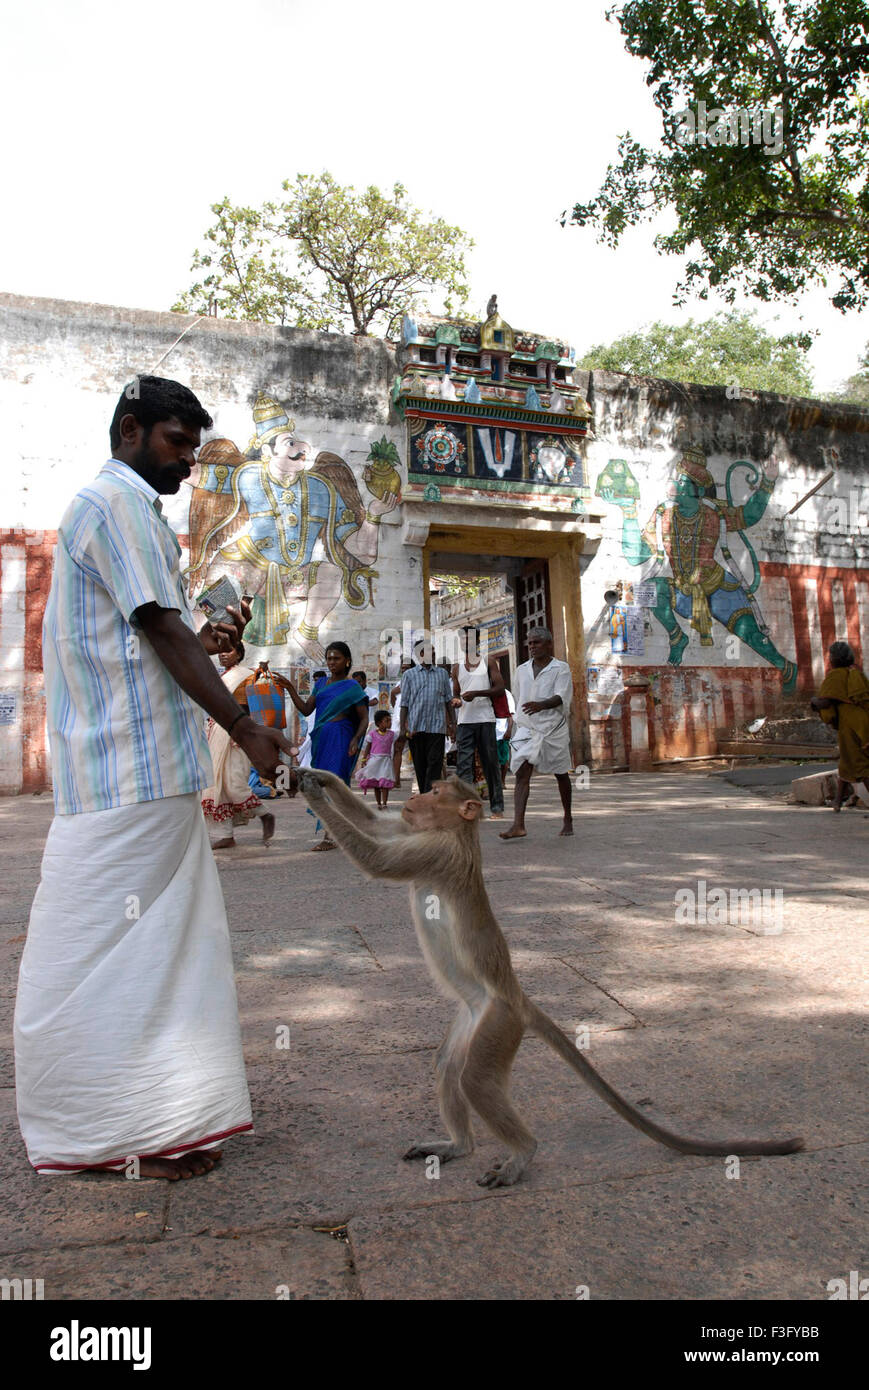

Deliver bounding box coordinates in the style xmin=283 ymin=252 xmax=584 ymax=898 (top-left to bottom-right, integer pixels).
xmin=277 ymin=641 xmax=369 ymax=850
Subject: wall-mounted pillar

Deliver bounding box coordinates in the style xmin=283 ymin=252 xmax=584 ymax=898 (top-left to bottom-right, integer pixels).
xmin=625 ymin=673 xmax=653 ymax=772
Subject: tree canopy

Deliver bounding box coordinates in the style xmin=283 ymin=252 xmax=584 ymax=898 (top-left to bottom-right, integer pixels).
xmin=578 ymin=310 xmax=815 ymax=394
xmin=568 ymin=1 xmax=869 ymax=311
xmin=824 ymin=344 xmax=869 ymax=404
xmin=173 ymin=173 xmax=472 ymax=337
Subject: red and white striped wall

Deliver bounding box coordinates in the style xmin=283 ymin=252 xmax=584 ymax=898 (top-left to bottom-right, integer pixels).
xmin=588 ymin=562 xmax=869 ymax=767
xmin=0 ymin=530 xmax=55 ymax=794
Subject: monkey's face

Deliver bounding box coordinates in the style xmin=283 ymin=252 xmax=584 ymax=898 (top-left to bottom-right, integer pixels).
xmin=402 ymin=781 xmax=481 ymax=831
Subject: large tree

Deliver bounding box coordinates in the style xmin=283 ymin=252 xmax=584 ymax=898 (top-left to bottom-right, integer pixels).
xmin=578 ymin=310 xmax=815 ymax=394
xmin=824 ymin=344 xmax=869 ymax=403
xmin=568 ymin=1 xmax=869 ymax=311
xmin=174 ymin=172 xmax=472 ymax=336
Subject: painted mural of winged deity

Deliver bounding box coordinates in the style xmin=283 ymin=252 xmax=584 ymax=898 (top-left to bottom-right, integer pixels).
xmin=183 ymin=392 xmax=401 ymax=661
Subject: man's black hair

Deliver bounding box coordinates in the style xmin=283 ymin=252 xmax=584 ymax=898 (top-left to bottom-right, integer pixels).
xmin=830 ymin=641 xmax=855 ymax=668
xmin=313 ymin=669 xmax=327 ymax=680
xmin=352 ymin=669 xmax=367 ymax=683
xmin=110 ymin=375 xmax=213 ymax=450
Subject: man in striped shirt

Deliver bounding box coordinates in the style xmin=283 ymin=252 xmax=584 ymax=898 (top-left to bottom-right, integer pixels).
xmin=399 ymin=641 xmax=456 ymax=794
xmin=14 ymin=376 xmax=293 ymax=1180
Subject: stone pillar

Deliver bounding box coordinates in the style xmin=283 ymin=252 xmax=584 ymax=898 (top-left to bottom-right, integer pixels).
xmin=548 ymin=536 xmax=590 ymax=766
xmin=625 ymin=673 xmax=653 ymax=772
xmin=400 ymin=515 xmax=430 ymax=661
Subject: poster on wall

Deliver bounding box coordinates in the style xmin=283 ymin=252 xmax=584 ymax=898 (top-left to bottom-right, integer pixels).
xmin=625 ymin=604 xmax=645 ymax=657
xmin=0 ymin=693 xmax=16 ymax=725
xmin=587 ymin=666 xmax=624 ymax=698
xmin=609 ymin=604 xmax=627 ymax=653
xmin=634 ymin=581 xmax=657 ymax=607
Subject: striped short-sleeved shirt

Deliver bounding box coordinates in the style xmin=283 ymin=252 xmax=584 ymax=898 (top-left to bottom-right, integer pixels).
xmin=399 ymin=663 xmax=453 ymax=734
xmin=44 ymin=460 xmax=213 ymax=815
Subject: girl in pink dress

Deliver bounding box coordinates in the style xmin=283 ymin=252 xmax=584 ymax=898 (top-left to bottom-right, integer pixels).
xmin=357 ymin=710 xmax=397 ymax=808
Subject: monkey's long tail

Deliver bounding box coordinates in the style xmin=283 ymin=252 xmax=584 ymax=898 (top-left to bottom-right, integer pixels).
xmin=522 ymin=999 xmax=803 ymax=1157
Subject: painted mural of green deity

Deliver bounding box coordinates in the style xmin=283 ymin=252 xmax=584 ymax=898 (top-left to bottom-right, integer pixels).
xmin=596 ymin=446 xmax=798 ymax=693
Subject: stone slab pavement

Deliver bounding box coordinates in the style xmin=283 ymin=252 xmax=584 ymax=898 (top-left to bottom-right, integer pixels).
xmin=0 ymin=772 xmax=866 ymax=1301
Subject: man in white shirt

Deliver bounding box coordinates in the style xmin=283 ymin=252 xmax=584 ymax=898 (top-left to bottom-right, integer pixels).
xmin=500 ymin=626 xmax=574 ymax=840
xmin=352 ymin=669 xmax=379 ymax=715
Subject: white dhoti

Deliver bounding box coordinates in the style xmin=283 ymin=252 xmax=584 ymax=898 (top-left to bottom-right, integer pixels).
xmin=510 ymin=717 xmax=571 ymax=774
xmin=14 ymin=791 xmax=252 ymax=1173
xmin=509 ymin=656 xmax=573 ymax=775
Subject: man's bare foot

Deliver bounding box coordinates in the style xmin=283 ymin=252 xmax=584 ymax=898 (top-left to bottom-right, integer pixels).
xmin=311 ymin=837 xmax=337 ymax=851
xmin=499 ymin=827 xmax=527 ymax=839
xmin=261 ymin=812 xmax=275 ymax=844
xmin=211 ymin=836 xmax=235 ymax=850
xmin=136 ymin=1149 xmax=223 ymax=1181
xmin=490 ymin=811 xmax=504 ymax=820
xmin=559 ymin=822 xmax=574 ymax=837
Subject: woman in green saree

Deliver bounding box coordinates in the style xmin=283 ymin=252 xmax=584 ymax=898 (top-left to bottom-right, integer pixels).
xmin=811 ymin=641 xmax=869 ymax=809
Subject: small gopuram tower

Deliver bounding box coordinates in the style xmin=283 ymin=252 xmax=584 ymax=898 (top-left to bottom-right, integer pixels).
xmin=392 ymin=296 xmax=603 ymax=763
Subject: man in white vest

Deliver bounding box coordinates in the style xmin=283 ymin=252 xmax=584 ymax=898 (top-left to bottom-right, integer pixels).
xmin=451 ymin=627 xmax=506 ymax=818
xmin=500 ymin=626 xmax=573 ymax=839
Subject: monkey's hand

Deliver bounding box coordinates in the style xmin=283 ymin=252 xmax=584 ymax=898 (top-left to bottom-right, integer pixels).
xmin=299 ymin=770 xmax=326 ymax=802
xmin=300 ymin=767 xmax=345 ymax=791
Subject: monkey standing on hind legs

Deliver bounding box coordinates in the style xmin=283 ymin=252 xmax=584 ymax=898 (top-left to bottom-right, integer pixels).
xmin=298 ymin=768 xmax=804 ymax=1188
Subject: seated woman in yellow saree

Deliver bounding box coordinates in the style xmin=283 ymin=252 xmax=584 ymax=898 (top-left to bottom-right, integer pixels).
xmin=811 ymin=641 xmax=869 ymax=809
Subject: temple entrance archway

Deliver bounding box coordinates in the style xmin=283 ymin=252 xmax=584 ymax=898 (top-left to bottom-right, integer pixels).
xmin=420 ymin=521 xmax=591 ymax=765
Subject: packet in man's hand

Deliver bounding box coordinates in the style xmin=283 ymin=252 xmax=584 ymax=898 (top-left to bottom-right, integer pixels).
xmin=196 ymin=574 xmax=241 ymax=627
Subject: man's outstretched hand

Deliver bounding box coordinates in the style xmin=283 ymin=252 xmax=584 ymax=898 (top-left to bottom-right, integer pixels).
xmin=236 ymin=720 xmax=296 ymax=782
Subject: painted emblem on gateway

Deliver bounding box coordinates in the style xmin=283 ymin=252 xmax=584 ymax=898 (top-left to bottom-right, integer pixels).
xmin=416 ymin=423 xmax=466 ymax=473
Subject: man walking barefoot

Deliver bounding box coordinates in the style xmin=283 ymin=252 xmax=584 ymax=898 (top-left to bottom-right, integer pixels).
xmin=500 ymin=627 xmax=574 ymax=840
xmin=14 ymin=376 xmax=293 ymax=1180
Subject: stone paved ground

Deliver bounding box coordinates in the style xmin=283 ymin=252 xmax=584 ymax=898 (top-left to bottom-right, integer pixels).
xmin=0 ymin=772 xmax=866 ymax=1300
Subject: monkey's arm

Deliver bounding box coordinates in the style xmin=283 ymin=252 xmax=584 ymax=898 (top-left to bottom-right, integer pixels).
xmin=303 ymin=767 xmax=381 ymax=825
xmin=301 ymin=776 xmax=445 ymax=879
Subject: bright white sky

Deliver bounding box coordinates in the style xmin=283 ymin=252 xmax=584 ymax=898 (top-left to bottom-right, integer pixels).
xmin=2 ymin=0 xmax=865 ymax=392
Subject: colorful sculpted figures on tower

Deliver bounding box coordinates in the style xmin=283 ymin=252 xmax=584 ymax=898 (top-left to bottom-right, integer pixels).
xmin=183 ymin=393 xmax=400 ymax=660
xmin=597 ymin=446 xmax=798 ymax=693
